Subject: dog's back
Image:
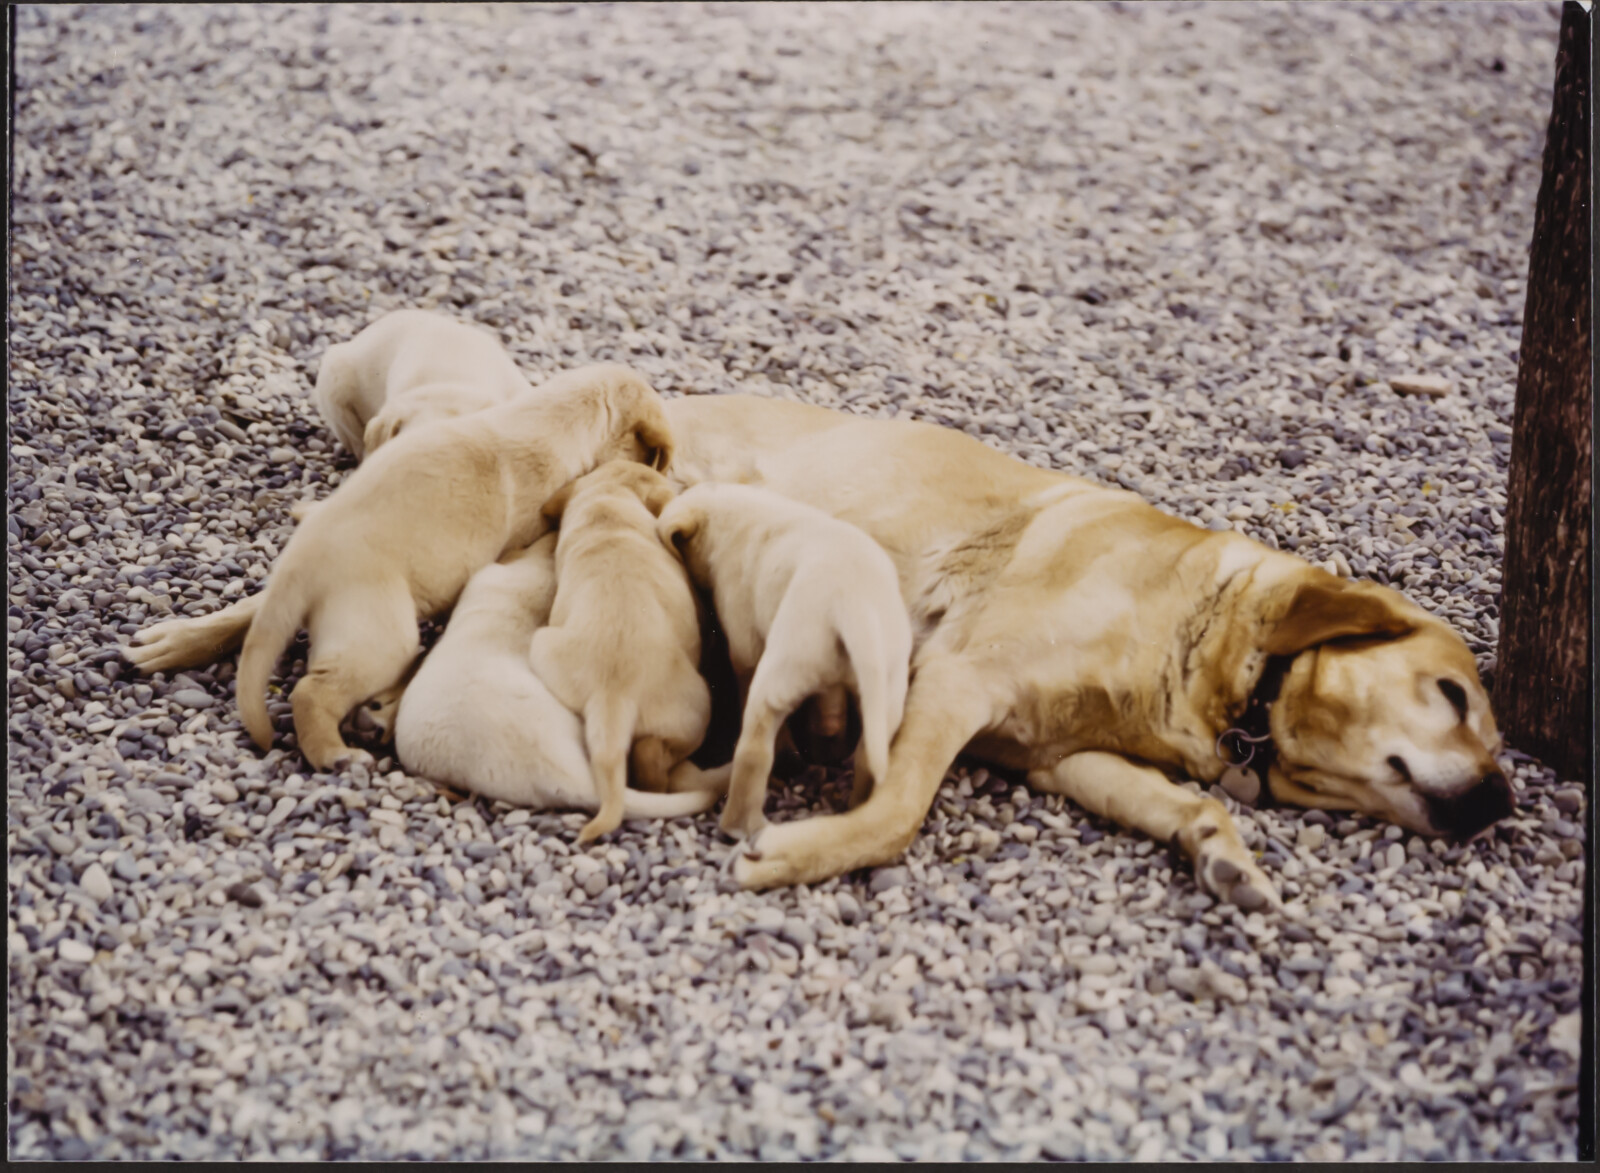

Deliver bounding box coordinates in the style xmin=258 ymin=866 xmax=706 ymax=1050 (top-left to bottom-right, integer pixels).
xmin=312 ymin=310 xmax=530 ymax=459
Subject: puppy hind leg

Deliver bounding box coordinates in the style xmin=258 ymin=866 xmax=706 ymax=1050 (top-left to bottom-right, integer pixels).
xmin=733 ymin=657 xmax=1001 ymax=889
xmin=630 ymin=736 xmax=675 ymax=793
xmin=578 ymin=694 xmax=636 ymax=844
xmin=292 ymin=589 xmax=419 ymax=772
xmin=720 ymin=655 xmax=810 ymax=838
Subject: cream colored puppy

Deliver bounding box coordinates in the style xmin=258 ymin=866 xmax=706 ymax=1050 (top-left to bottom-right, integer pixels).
xmin=312 ymin=308 xmax=533 ymax=460
xmin=657 ymin=483 xmax=913 ymax=839
xmin=530 ymin=462 xmax=711 ymax=844
xmin=236 ymin=365 xmax=673 ymax=771
xmin=393 ymin=534 xmax=717 ymax=822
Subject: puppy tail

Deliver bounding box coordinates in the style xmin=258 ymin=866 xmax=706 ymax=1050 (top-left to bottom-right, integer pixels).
xmin=235 ymin=575 xmax=308 ymax=753
xmin=577 ymin=693 xmax=636 ymax=844
xmin=833 ymin=605 xmax=903 ymax=788
xmin=618 ymin=788 xmax=719 ymax=820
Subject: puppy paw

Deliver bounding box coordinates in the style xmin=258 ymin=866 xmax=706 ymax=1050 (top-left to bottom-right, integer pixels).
xmin=718 ymin=805 xmax=769 ymax=841
xmin=576 ymin=811 xmax=621 ymax=845
xmin=123 ymin=619 xmax=203 ymax=674
xmin=729 ymin=822 xmax=799 ymax=890
xmin=350 ymin=689 xmax=402 ymax=742
xmin=307 ymin=746 xmax=374 ymax=773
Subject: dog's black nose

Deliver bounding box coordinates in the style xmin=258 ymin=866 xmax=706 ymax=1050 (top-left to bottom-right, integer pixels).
xmin=1426 ymin=772 xmax=1515 ymax=839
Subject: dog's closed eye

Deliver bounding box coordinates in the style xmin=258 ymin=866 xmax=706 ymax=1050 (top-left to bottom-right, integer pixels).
xmin=1437 ymin=678 xmax=1468 ymax=722
xmin=1387 ymin=755 xmax=1413 ymax=784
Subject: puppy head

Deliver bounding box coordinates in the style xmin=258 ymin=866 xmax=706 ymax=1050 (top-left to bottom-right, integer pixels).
xmin=1261 ymin=572 xmax=1510 ymax=839
xmin=595 ymin=459 xmax=677 ymax=516
xmin=594 ymin=371 xmax=674 ymax=473
xmin=543 ymin=460 xmax=675 ymax=523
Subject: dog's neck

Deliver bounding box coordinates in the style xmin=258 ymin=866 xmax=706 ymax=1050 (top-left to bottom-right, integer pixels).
xmin=1172 ymin=545 xmax=1306 ymax=783
xmin=1212 ymin=653 xmax=1294 ymax=808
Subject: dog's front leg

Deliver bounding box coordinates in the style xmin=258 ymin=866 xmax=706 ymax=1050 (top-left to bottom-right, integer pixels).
xmin=1028 ymin=752 xmax=1279 ymax=912
xmin=124 ymin=592 xmax=264 ymax=674
xmin=732 ymin=658 xmax=1001 ymax=889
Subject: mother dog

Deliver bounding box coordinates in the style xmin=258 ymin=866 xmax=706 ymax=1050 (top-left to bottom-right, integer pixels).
xmin=129 ymin=392 xmax=1512 ymax=908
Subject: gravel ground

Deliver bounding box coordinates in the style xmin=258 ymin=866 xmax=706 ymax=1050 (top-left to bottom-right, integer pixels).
xmin=7 ymin=2 xmax=1585 ymax=1161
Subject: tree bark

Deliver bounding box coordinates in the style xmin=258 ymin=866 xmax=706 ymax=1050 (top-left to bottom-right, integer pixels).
xmin=1494 ymin=0 xmax=1592 ymax=786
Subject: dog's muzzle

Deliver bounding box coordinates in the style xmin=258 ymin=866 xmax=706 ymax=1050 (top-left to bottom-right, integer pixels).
xmin=1425 ymin=772 xmax=1515 ymax=839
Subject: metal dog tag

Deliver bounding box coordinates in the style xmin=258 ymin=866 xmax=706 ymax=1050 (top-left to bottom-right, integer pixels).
xmin=1219 ymin=765 xmax=1262 ymax=805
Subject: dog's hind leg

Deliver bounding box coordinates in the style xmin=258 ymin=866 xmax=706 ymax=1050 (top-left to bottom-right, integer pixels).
xmin=124 ymin=593 xmax=264 ymax=674
xmin=1027 ymin=752 xmax=1280 ymax=913
xmin=291 ymin=587 xmax=420 ymax=772
xmin=732 ymin=656 xmax=1003 ymax=889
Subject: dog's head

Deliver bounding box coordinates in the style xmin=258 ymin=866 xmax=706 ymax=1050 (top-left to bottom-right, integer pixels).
xmin=1258 ymin=573 xmax=1511 ymax=838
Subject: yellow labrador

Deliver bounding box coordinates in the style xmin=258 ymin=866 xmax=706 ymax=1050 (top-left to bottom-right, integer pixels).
xmin=236 ymin=366 xmax=672 ymax=770
xmin=662 ymin=395 xmax=1511 ymax=908
xmin=312 ymin=308 xmax=534 ymax=460
xmin=657 ymin=483 xmax=912 ymax=839
xmin=393 ymin=533 xmax=717 ymax=822
xmin=531 ymin=462 xmax=711 ymax=844
xmin=126 ymin=393 xmax=1510 ymax=906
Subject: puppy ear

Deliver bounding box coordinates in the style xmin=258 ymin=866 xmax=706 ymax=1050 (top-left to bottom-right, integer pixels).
xmin=1264 ymin=573 xmax=1416 ymax=656
xmin=541 ymin=479 xmax=578 ymax=523
xmin=642 ymin=479 xmax=676 ymax=518
xmin=362 ymin=414 xmax=396 ymax=456
xmin=657 ymin=503 xmax=701 ymax=555
xmin=634 ymin=420 xmax=674 ymax=473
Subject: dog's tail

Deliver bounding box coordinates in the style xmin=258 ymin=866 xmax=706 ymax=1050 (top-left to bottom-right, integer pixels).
xmin=578 ymin=692 xmax=637 ymax=843
xmin=833 ymin=603 xmax=909 ymax=789
xmin=235 ymin=573 xmax=310 ymax=752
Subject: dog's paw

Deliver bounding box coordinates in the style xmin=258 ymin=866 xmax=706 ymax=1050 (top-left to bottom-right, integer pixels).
xmin=1197 ymin=845 xmax=1280 ymax=913
xmin=1176 ymin=800 xmax=1281 ymax=914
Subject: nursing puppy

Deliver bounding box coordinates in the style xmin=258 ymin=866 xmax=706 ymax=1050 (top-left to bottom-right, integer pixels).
xmin=393 ymin=534 xmax=717 ymax=822
xmin=312 ymin=308 xmax=532 ymax=460
xmin=658 ymin=483 xmax=912 ymax=839
xmin=236 ymin=365 xmax=672 ymax=770
xmin=530 ymin=462 xmax=711 ymax=844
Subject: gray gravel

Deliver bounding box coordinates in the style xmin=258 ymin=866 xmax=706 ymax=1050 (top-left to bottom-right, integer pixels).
xmin=8 ymin=2 xmax=1583 ymax=1161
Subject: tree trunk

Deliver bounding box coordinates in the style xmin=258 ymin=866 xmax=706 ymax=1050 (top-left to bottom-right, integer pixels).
xmin=1494 ymin=0 xmax=1592 ymax=785
xmin=1492 ymin=7 xmax=1592 ymax=1159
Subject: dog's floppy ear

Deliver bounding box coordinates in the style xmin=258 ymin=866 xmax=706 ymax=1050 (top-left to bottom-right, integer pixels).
xmin=1263 ymin=573 xmax=1416 ymax=656
xmin=541 ymin=478 xmax=578 ymax=523
xmin=635 ymin=419 xmax=674 ymax=473
xmin=657 ymin=502 xmax=702 ymax=556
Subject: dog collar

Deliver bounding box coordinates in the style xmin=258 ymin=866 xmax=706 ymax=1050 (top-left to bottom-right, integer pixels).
xmin=1214 ymin=653 xmax=1294 ymax=807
